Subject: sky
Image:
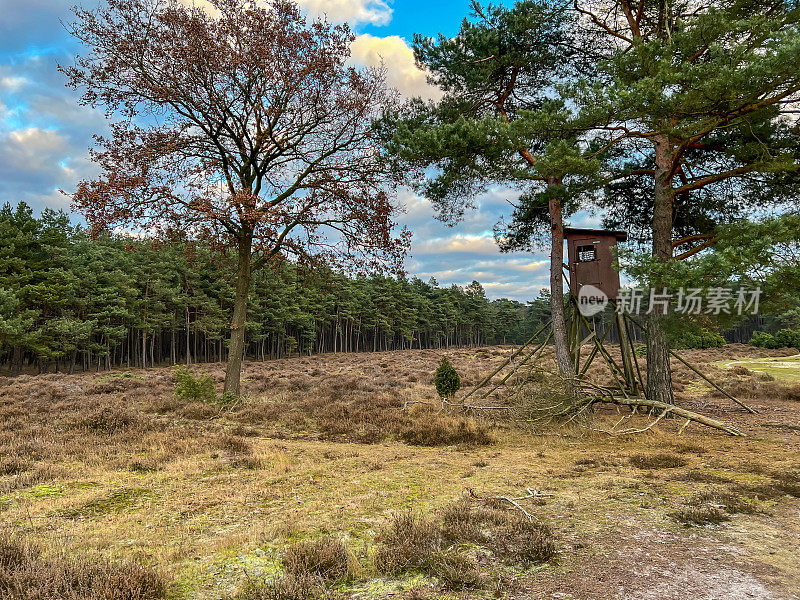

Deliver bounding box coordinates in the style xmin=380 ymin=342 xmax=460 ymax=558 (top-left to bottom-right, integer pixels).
xmin=0 ymin=0 xmax=600 ymax=301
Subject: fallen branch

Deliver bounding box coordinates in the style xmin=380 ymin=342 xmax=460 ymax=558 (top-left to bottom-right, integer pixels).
xmin=402 ymin=399 xmax=436 ymax=410
xmin=586 ymin=410 xmax=668 ymax=435
xmin=559 ymin=379 xmax=744 ymax=436
xmin=594 ymin=396 xmax=744 ymax=437
xmin=467 ymin=487 xmax=552 ymax=522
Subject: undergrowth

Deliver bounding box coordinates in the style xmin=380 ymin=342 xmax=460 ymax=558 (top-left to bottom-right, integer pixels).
xmin=0 ymin=535 xmax=166 ymax=600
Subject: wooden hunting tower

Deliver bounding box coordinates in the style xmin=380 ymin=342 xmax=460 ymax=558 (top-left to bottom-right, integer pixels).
xmin=564 ymin=228 xmax=627 ymax=299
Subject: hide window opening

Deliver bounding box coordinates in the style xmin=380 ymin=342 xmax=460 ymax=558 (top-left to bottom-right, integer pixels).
xmin=577 ymin=245 xmax=597 ymax=262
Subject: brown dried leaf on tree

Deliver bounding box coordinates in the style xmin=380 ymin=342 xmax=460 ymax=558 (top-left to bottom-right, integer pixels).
xmin=60 ymin=0 xmax=410 ymax=395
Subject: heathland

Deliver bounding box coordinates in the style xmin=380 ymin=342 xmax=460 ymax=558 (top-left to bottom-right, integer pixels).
xmin=1 ymin=345 xmax=799 ymax=599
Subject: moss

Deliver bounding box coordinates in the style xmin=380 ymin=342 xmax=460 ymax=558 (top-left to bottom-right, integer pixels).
xmin=61 ymin=487 xmax=151 ymax=518
xmin=24 ymin=484 xmax=64 ymax=499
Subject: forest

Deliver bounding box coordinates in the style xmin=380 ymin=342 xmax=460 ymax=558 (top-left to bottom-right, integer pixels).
xmin=3 ymin=200 xmax=795 ymax=377
xmin=0 ymin=202 xmax=550 ymax=374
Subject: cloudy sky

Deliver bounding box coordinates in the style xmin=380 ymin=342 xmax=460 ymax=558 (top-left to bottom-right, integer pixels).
xmin=0 ymin=0 xmax=600 ymax=301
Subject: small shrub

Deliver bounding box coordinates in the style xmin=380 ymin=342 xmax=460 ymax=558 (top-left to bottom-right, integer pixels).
xmin=496 ymin=516 xmax=557 ymax=564
xmin=689 ymin=490 xmax=756 ymax=515
xmin=428 ymin=552 xmax=483 ymax=589
xmin=439 ymin=498 xmax=487 ymax=543
xmin=674 ymin=329 xmax=726 ymax=349
xmin=375 ymin=499 xmax=556 ymax=589
xmin=749 ymin=329 xmax=800 ymax=350
xmin=172 ymin=366 xmax=217 ymax=403
xmin=671 ymin=505 xmax=730 ymax=526
xmin=434 ymin=357 xmax=460 ymax=400
xmin=629 ymin=453 xmax=687 ymax=470
xmin=71 ymin=407 xmax=141 ymax=434
xmin=374 ymin=512 xmax=442 ymax=575
xmin=180 ymin=402 xmax=218 ymax=419
xmin=218 ymin=435 xmax=252 ymax=455
xmin=398 ymin=417 xmax=492 ymax=447
xmin=774 ymin=329 xmax=800 ymax=351
xmin=233 ymin=573 xmax=323 ymax=600
xmin=128 ymin=461 xmax=159 ymax=474
xmin=0 ymin=535 xmax=166 ymax=599
xmin=749 ymin=331 xmax=777 ymax=349
xmin=671 ymin=487 xmax=759 ymax=527
xmin=281 ymin=537 xmax=356 ymax=584
xmin=0 ymin=458 xmax=32 ymax=476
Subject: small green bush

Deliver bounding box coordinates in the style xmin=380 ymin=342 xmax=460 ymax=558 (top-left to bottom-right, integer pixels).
xmin=774 ymin=328 xmax=800 ymax=351
xmin=434 ymin=357 xmax=461 ymax=400
xmin=750 ymin=331 xmax=777 ymax=349
xmin=750 ymin=329 xmax=800 ymax=350
xmin=674 ymin=329 xmax=726 ymax=349
xmin=172 ymin=366 xmax=217 ymax=403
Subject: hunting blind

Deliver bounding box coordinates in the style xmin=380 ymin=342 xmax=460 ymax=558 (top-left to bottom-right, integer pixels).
xmin=564 ymin=228 xmax=627 ymax=300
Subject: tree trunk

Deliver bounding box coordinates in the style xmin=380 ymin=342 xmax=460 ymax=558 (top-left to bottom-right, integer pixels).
xmin=547 ymin=184 xmax=576 ymax=392
xmin=11 ymin=346 xmax=21 ymax=376
xmin=224 ymin=232 xmax=253 ymax=397
xmin=647 ymin=134 xmax=675 ymax=404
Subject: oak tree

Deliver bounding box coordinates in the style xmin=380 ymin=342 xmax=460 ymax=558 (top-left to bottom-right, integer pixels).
xmin=62 ymin=0 xmax=409 ymax=394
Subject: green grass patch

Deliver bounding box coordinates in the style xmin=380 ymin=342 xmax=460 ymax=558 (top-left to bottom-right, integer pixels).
xmin=61 ymin=487 xmax=151 ymax=518
xmin=718 ymin=357 xmax=800 ymax=383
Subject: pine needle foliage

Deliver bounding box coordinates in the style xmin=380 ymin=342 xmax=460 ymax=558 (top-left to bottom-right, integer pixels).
xmin=434 ymin=357 xmax=461 ymax=400
xmin=172 ymin=366 xmax=216 ymax=403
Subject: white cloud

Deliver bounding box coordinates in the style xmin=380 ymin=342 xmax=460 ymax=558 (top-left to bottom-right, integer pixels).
xmin=297 ymin=0 xmax=392 ymax=25
xmin=176 ymin=0 xmax=391 ymax=25
xmin=350 ymin=34 xmax=442 ymax=100
xmin=0 ymin=75 xmax=28 ymax=91
xmin=415 ymin=233 xmax=500 ymax=255
xmin=3 ymin=127 xmax=69 ymax=170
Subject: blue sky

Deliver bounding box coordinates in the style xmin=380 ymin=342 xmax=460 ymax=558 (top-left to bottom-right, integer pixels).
xmin=0 ymin=0 xmax=598 ymax=301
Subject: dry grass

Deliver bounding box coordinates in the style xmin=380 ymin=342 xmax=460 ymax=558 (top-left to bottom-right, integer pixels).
xmin=0 ymin=345 xmax=798 ymax=598
xmin=629 ymin=453 xmax=688 ymax=470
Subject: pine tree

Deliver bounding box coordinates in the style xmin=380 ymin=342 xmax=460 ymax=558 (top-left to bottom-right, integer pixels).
xmin=382 ymin=1 xmax=600 ymax=391
xmin=574 ymin=0 xmax=800 ymax=403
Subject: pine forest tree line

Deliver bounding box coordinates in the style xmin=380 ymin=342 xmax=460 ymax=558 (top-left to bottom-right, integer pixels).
xmin=0 ymin=202 xmax=552 ymax=374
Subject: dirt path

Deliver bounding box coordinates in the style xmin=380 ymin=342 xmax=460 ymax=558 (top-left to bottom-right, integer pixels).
xmin=530 ymin=500 xmax=800 ymax=600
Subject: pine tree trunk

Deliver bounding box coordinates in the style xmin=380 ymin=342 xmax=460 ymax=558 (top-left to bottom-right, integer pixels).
xmin=548 ymin=184 xmax=576 ymax=392
xmin=11 ymin=346 xmax=21 ymax=376
xmin=647 ymin=134 xmax=675 ymax=404
xmin=185 ymin=305 xmax=191 ymax=365
xmin=224 ymin=232 xmax=253 ymax=397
